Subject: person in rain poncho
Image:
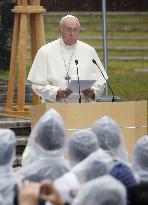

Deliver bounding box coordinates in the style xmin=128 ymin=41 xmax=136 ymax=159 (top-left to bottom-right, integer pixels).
xmin=67 ymin=129 xmax=99 ymax=167
xmin=91 ymin=116 xmax=128 ymax=162
xmin=0 ymin=128 xmax=21 ymax=205
xmin=54 ymin=148 xmax=114 ymax=204
xmin=17 ymin=109 xmax=70 ymax=182
xmin=72 ymin=175 xmax=127 ymax=205
xmin=132 ymin=135 xmax=148 ymax=183
xmin=91 ymin=116 xmax=137 ymax=192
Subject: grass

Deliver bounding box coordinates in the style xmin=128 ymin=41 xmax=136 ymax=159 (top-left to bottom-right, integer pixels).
xmin=0 ymin=70 xmax=9 ymax=80
xmin=108 ymin=62 xmax=148 ymax=101
xmin=0 ymin=12 xmax=148 ymax=103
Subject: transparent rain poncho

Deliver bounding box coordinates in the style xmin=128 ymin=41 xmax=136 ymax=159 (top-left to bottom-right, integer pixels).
xmin=91 ymin=116 xmax=128 ymax=162
xmin=54 ymin=171 xmax=80 ymax=204
xmin=54 ymin=148 xmax=113 ymax=204
xmin=0 ymin=128 xmax=21 ymax=205
xmin=18 ymin=109 xmax=70 ymax=182
xmin=132 ymin=135 xmax=148 ymax=182
xmin=67 ymin=129 xmax=99 ymax=166
xmin=71 ymin=148 xmax=114 ymax=184
xmin=72 ymin=175 xmax=127 ymax=205
xmin=0 ymin=194 xmax=2 ymax=205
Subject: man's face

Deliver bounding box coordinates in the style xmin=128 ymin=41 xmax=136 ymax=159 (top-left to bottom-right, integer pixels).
xmin=59 ymin=18 xmax=80 ymax=46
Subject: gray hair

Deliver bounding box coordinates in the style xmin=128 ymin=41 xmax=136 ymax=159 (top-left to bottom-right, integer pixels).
xmin=59 ymin=15 xmax=80 ymax=27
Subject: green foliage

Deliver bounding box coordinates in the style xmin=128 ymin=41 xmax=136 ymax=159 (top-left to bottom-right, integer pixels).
xmin=0 ymin=70 xmax=9 ymax=80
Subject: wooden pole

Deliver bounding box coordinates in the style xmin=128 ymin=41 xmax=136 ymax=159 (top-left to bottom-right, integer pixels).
xmin=17 ymin=13 xmax=28 ymax=110
xmin=5 ymin=14 xmax=20 ymax=110
xmin=30 ymin=14 xmax=40 ymax=105
xmin=3 ymin=0 xmax=46 ymax=115
xmin=23 ymin=0 xmax=28 ymax=6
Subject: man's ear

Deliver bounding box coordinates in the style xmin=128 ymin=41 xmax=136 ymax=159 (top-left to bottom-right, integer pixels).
xmin=58 ymin=26 xmax=62 ymax=35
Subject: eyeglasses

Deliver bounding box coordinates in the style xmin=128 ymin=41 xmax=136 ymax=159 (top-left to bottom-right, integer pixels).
xmin=63 ymin=27 xmax=80 ymax=33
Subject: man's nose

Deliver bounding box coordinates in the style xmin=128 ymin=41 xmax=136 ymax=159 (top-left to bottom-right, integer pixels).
xmin=70 ymin=31 xmax=74 ymax=34
xmin=70 ymin=30 xmax=76 ymax=36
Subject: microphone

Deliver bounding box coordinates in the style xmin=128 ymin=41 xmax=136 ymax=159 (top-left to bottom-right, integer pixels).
xmin=75 ymin=60 xmax=81 ymax=103
xmin=92 ymin=59 xmax=115 ymax=102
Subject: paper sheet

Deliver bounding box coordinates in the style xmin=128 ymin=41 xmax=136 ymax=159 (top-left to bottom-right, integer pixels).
xmin=67 ymin=80 xmax=96 ymax=93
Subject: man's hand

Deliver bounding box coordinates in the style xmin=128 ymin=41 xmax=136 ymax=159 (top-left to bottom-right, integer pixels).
xmin=18 ymin=181 xmax=41 ymax=205
xmin=18 ymin=180 xmax=65 ymax=205
xmin=82 ymin=88 xmax=95 ymax=99
xmin=56 ymin=88 xmax=72 ymax=100
xmin=40 ymin=180 xmax=65 ymax=205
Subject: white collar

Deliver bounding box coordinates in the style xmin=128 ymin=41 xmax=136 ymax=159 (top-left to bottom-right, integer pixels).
xmin=60 ymin=37 xmax=77 ymax=49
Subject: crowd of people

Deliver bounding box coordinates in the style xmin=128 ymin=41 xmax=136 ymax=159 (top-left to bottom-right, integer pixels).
xmin=0 ymin=108 xmax=148 ymax=205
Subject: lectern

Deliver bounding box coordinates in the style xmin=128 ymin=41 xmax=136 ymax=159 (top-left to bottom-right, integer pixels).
xmin=31 ymin=100 xmax=147 ymax=160
xmin=3 ymin=0 xmax=45 ymax=115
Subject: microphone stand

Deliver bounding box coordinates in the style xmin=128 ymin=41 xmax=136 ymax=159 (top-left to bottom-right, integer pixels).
xmin=92 ymin=59 xmax=115 ymax=102
xmin=75 ymin=60 xmax=81 ymax=103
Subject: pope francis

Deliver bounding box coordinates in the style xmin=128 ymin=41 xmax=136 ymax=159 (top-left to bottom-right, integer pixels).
xmin=27 ymin=15 xmax=108 ymax=103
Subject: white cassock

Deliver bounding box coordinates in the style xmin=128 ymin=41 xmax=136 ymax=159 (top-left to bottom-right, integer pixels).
xmin=27 ymin=37 xmax=108 ymax=103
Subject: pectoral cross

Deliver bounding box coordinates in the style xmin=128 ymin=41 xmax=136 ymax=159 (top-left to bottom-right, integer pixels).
xmin=65 ymin=73 xmax=71 ymax=82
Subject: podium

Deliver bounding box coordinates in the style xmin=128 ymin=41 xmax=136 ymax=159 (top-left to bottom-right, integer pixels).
xmin=31 ymin=100 xmax=147 ymax=160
